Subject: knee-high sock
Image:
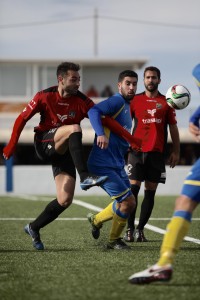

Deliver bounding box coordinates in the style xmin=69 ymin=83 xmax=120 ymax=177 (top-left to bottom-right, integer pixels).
xmin=157 ymin=211 xmax=191 ymax=266
xmin=127 ymin=184 xmax=140 ymax=230
xmin=137 ymin=190 xmax=156 ymax=230
xmin=94 ymin=201 xmax=117 ymax=227
xmin=68 ymin=132 xmax=88 ymax=181
xmin=30 ymin=199 xmax=66 ymax=231
xmin=109 ymin=208 xmax=129 ymax=242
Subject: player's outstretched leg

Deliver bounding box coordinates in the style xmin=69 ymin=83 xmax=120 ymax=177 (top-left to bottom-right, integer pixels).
xmin=24 ymin=224 xmax=44 ymax=250
xmin=80 ymin=175 xmax=108 ymax=190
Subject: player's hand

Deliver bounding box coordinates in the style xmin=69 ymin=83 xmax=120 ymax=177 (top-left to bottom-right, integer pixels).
xmin=168 ymin=152 xmax=179 ymax=168
xmin=3 ymin=143 xmax=15 ymax=160
xmin=130 ymin=137 xmax=142 ymax=152
xmin=189 ymin=122 xmax=200 ymax=142
xmin=97 ymin=135 xmax=109 ymax=149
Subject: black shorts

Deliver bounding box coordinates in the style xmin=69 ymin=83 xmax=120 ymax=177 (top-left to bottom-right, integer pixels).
xmin=127 ymin=150 xmax=166 ymax=184
xmin=34 ymin=129 xmax=76 ymax=179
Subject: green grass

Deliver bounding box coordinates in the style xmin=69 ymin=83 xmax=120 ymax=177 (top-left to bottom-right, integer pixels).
xmin=0 ymin=195 xmax=200 ymax=300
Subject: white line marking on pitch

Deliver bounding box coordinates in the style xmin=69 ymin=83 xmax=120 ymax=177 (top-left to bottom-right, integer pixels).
xmin=2 ymin=195 xmax=200 ymax=245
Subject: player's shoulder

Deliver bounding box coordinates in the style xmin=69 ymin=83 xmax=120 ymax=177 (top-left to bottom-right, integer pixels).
xmin=157 ymin=92 xmax=166 ymax=100
xmin=134 ymin=92 xmax=145 ymax=100
xmin=76 ymin=91 xmax=94 ymax=106
xmin=41 ymin=86 xmax=58 ymax=94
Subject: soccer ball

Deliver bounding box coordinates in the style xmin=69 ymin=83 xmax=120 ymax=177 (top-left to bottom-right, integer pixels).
xmin=166 ymin=85 xmax=191 ymax=110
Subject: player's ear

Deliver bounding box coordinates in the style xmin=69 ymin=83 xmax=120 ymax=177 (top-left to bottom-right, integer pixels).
xmin=57 ymin=75 xmax=63 ymax=83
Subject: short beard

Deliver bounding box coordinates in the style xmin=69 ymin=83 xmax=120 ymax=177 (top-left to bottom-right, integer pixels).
xmin=65 ymin=87 xmax=78 ymax=95
xmin=145 ymin=84 xmax=158 ymax=93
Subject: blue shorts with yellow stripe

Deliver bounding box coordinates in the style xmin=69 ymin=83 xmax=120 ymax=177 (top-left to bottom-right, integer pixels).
xmin=88 ymin=164 xmax=132 ymax=202
xmin=181 ymin=158 xmax=200 ymax=202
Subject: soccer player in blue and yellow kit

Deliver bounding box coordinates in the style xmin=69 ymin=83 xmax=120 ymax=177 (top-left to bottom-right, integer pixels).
xmin=87 ymin=70 xmax=140 ymax=249
xmin=128 ymin=67 xmax=200 ymax=283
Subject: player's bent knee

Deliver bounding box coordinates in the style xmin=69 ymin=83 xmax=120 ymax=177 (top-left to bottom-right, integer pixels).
xmin=72 ymin=124 xmax=82 ymax=133
xmin=57 ymin=196 xmax=73 ymax=208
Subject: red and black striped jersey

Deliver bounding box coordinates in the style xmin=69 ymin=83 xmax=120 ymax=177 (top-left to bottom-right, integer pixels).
xmin=20 ymin=86 xmax=94 ymax=132
xmin=130 ymin=92 xmax=177 ymax=152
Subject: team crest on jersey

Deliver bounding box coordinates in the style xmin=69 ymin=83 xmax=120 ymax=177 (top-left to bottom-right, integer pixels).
xmin=156 ymin=103 xmax=162 ymax=109
xmin=69 ymin=111 xmax=76 ymax=118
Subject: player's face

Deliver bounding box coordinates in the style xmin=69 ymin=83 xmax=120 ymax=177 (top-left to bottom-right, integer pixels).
xmin=60 ymin=70 xmax=80 ymax=95
xmin=144 ymin=70 xmax=161 ymax=92
xmin=118 ymin=76 xmax=137 ymax=102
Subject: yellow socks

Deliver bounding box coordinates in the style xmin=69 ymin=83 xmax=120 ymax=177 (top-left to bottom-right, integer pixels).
xmin=157 ymin=211 xmax=191 ymax=266
xmin=109 ymin=209 xmax=129 ymax=242
xmin=93 ymin=201 xmax=117 ymax=227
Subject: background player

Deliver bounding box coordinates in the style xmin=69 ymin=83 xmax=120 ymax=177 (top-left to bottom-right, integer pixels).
xmin=124 ymin=66 xmax=180 ymax=242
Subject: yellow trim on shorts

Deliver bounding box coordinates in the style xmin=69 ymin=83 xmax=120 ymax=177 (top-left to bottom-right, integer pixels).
xmin=110 ymin=188 xmax=130 ymax=200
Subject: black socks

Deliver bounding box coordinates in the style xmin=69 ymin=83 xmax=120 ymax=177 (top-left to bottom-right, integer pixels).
xmin=137 ymin=190 xmax=156 ymax=230
xmin=68 ymin=132 xmax=88 ymax=181
xmin=30 ymin=199 xmax=66 ymax=231
xmin=127 ymin=184 xmax=140 ymax=230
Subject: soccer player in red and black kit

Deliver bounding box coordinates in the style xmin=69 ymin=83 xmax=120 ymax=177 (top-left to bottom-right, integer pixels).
xmin=124 ymin=66 xmax=180 ymax=243
xmin=3 ymin=62 xmax=141 ymax=250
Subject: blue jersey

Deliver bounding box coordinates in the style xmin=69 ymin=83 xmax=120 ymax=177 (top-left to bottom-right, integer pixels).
xmin=88 ymin=93 xmax=132 ymax=169
xmin=189 ymin=106 xmax=200 ymax=128
xmin=182 ymin=106 xmax=200 ymax=202
xmin=181 ymin=158 xmax=200 ymax=202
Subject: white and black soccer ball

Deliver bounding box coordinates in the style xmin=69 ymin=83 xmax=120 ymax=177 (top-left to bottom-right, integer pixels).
xmin=166 ymin=85 xmax=191 ymax=110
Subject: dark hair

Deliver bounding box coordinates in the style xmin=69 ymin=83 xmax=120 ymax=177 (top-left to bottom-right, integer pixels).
xmin=56 ymin=62 xmax=80 ymax=78
xmin=118 ymin=70 xmax=138 ymax=82
xmin=144 ymin=66 xmax=161 ymax=79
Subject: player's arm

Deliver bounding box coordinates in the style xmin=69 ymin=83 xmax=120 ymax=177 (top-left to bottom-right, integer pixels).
xmin=3 ymin=95 xmax=39 ymax=160
xmin=168 ymin=124 xmax=180 ymax=168
xmin=88 ymin=105 xmax=109 ymax=149
xmin=102 ymin=116 xmax=142 ymax=151
xmin=189 ymin=106 xmax=200 ymax=141
xmin=88 ymin=98 xmax=142 ymax=151
xmin=3 ymin=114 xmax=27 ymax=160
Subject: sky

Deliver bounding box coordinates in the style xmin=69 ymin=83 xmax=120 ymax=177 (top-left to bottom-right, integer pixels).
xmin=0 ymin=0 xmax=200 ymax=111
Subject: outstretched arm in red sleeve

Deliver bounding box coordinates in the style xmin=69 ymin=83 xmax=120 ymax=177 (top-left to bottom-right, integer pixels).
xmin=3 ymin=114 xmax=27 ymax=160
xmin=102 ymin=116 xmax=142 ymax=151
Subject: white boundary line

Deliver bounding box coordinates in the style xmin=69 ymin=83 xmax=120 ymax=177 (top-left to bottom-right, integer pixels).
xmin=2 ymin=194 xmax=200 ymax=245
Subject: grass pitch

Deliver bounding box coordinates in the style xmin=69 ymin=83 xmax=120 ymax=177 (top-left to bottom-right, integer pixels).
xmin=0 ymin=195 xmax=200 ymax=300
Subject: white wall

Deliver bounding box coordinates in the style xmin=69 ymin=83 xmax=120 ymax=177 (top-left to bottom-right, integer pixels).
xmin=0 ymin=165 xmax=190 ymax=196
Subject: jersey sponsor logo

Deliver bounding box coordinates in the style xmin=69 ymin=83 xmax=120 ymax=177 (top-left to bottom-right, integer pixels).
xmin=147 ymin=99 xmax=157 ymax=102
xmin=147 ymin=109 xmax=156 ymax=117
xmin=57 ymin=114 xmax=68 ymax=122
xmin=58 ymin=102 xmax=69 ymax=106
xmin=142 ymin=118 xmax=162 ymax=124
xmin=56 ymin=111 xmax=76 ymax=122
